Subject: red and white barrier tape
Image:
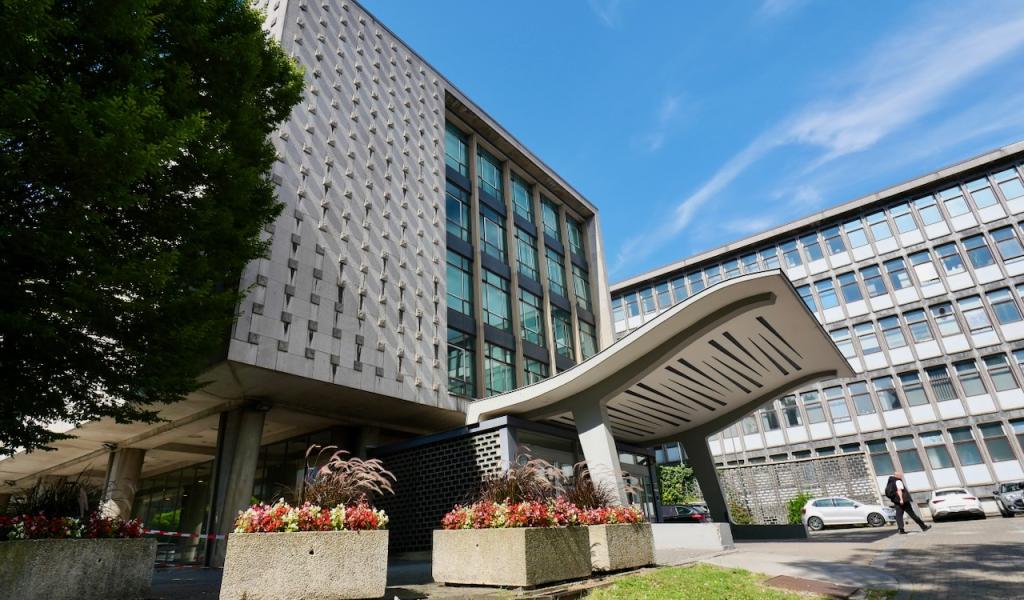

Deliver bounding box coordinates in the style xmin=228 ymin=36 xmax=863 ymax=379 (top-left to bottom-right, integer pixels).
xmin=144 ymin=529 xmax=227 ymax=540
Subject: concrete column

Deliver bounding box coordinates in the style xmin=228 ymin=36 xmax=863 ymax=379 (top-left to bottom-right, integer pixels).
xmin=0 ymin=493 xmax=10 ymax=513
xmin=177 ymin=479 xmax=210 ymax=563
xmin=680 ymin=434 xmax=730 ymax=523
xmin=101 ymin=448 xmax=146 ymax=518
xmin=207 ymin=405 xmax=267 ymax=567
xmin=572 ymin=400 xmax=628 ymax=505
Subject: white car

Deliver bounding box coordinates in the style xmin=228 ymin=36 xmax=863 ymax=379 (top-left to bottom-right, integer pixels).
xmin=928 ymin=488 xmax=986 ymax=521
xmin=802 ymin=496 xmax=895 ymax=531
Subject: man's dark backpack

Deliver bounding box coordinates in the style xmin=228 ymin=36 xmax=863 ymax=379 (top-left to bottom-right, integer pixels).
xmin=884 ymin=476 xmax=899 ymax=503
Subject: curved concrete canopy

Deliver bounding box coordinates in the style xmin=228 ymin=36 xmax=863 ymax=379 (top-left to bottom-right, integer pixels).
xmin=467 ymin=271 xmax=855 ymax=445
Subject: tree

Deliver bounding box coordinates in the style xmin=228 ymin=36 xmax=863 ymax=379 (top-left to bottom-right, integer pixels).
xmin=0 ymin=0 xmax=303 ymax=454
xmin=657 ymin=464 xmax=701 ymax=505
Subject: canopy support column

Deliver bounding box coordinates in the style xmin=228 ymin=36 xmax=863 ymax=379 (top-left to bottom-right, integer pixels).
xmin=572 ymin=401 xmax=628 ymax=506
xmin=680 ymin=434 xmax=730 ymax=523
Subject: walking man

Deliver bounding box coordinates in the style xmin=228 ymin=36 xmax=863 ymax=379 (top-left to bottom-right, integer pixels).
xmin=884 ymin=471 xmax=931 ymax=534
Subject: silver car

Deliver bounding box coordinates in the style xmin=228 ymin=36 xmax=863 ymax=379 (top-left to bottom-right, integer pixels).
xmin=993 ymin=481 xmax=1024 ymax=517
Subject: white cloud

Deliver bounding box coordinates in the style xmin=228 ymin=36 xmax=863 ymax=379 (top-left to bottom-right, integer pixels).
xmin=757 ymin=0 xmax=807 ymax=19
xmin=611 ymin=5 xmax=1024 ymax=277
xmin=637 ymin=94 xmax=687 ymax=152
xmin=589 ymin=0 xmax=626 ymax=27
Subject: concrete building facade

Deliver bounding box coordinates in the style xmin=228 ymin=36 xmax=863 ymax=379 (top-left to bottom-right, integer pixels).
xmin=612 ymin=142 xmax=1024 ymax=504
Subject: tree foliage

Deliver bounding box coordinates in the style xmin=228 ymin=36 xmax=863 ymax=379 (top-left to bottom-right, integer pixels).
xmin=0 ymin=0 xmax=303 ymax=454
xmin=787 ymin=491 xmax=814 ymax=525
xmin=657 ymin=464 xmax=701 ymax=505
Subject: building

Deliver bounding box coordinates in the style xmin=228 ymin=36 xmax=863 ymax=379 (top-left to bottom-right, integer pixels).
xmin=0 ymin=0 xmax=853 ymax=562
xmin=611 ymin=142 xmax=1024 ymax=505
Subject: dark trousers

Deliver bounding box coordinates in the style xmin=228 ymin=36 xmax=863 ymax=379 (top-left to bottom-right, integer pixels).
xmin=895 ymin=501 xmax=927 ymax=531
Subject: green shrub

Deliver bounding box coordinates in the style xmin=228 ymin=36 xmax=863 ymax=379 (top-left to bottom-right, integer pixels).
xmin=787 ymin=491 xmax=815 ymax=525
xmin=658 ymin=464 xmax=700 ymax=505
xmin=728 ymin=499 xmax=753 ymax=525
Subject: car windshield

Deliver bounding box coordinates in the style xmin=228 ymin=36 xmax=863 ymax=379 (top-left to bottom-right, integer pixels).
xmin=1001 ymin=482 xmax=1024 ymax=493
xmin=936 ymin=489 xmax=968 ymax=497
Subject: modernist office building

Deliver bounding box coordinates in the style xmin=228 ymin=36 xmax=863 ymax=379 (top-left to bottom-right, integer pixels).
xmin=612 ymin=142 xmax=1024 ymax=504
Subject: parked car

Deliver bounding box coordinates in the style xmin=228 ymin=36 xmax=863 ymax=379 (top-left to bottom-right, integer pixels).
xmin=801 ymin=496 xmax=895 ymax=531
xmin=927 ymin=488 xmax=986 ymax=521
xmin=661 ymin=504 xmax=712 ymax=523
xmin=993 ymin=481 xmax=1024 ymax=518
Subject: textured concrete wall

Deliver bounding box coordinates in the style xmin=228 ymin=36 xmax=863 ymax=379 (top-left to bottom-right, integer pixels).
xmin=432 ymin=527 xmax=591 ymax=587
xmin=588 ymin=523 xmax=654 ymax=571
xmin=376 ymin=429 xmax=504 ymax=552
xmin=0 ymin=538 xmax=156 ymax=600
xmin=220 ymin=530 xmax=388 ymax=600
xmin=232 ymin=0 xmax=451 ymax=408
xmin=718 ymin=452 xmax=879 ymax=525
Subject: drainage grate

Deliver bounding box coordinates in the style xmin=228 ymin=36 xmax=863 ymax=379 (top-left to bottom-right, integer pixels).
xmin=762 ymin=575 xmax=858 ymax=599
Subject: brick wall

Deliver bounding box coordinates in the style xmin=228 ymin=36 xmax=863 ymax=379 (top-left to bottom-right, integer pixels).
xmin=376 ymin=429 xmax=505 ymax=552
xmin=717 ymin=452 xmax=880 ymax=525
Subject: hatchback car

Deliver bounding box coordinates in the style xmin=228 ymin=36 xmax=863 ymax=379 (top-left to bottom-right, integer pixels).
xmin=992 ymin=481 xmax=1024 ymax=518
xmin=802 ymin=496 xmax=895 ymax=531
xmin=662 ymin=504 xmax=712 ymax=523
xmin=927 ymin=488 xmax=985 ymax=521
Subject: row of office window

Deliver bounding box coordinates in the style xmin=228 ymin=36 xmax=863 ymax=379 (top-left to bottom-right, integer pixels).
xmin=612 ymin=162 xmax=1024 ymax=332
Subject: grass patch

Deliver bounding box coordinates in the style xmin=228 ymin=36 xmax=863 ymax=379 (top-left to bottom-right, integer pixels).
xmin=587 ymin=564 xmax=825 ymax=599
xmin=863 ymin=591 xmax=896 ymax=600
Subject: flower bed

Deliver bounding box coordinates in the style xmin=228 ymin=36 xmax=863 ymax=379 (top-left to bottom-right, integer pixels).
xmin=231 ymin=500 xmax=387 ymax=533
xmin=0 ymin=513 xmax=145 ymax=541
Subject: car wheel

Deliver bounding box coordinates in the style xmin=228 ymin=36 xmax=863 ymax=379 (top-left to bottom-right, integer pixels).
xmin=867 ymin=512 xmax=886 ymax=527
xmin=807 ymin=516 xmax=824 ymax=531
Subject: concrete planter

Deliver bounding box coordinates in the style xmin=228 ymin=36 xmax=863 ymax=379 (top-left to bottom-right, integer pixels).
xmin=432 ymin=527 xmax=591 ymax=587
xmin=220 ymin=530 xmax=388 ymax=600
xmin=0 ymin=537 xmax=156 ymax=600
xmin=588 ymin=523 xmax=655 ymax=571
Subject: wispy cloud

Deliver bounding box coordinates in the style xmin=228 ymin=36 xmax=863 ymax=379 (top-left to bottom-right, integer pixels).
xmin=757 ymin=0 xmax=807 ymax=19
xmin=638 ymin=94 xmax=686 ymax=152
xmin=588 ymin=0 xmax=627 ymax=27
xmin=610 ymin=6 xmax=1024 ymax=276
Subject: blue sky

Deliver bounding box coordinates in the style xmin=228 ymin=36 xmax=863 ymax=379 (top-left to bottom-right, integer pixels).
xmin=363 ymin=0 xmax=1024 ymax=283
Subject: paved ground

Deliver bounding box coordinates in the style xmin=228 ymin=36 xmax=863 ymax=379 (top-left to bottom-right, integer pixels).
xmin=705 ymin=514 xmax=1024 ymax=599
xmin=150 ymin=515 xmax=1024 ymax=599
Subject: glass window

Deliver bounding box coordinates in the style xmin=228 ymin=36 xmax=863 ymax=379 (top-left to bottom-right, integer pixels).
xmin=640 ymin=287 xmax=656 ymax=313
xmin=760 ymin=407 xmax=780 ymax=431
xmin=801 ymin=233 xmax=824 ymax=262
xmin=484 ymin=343 xmax=514 ymax=396
xmin=861 ymin=265 xmax=888 ymax=297
xmin=670 ymin=277 xmax=688 ymax=302
xmin=482 ymin=270 xmax=512 ymax=332
xmin=625 ymin=292 xmax=640 ymax=317
xmin=914 ymin=196 xmax=944 ymax=225
xmin=816 ymin=446 xmax=836 ymax=456
xmin=893 ymin=435 xmax=924 ymax=472
xmin=825 ymin=386 xmax=851 ymax=422
xmin=838 ymin=272 xmax=863 ymax=303
xmin=950 ymin=427 xmax=984 ymax=465
xmin=879 ymin=316 xmax=907 ymax=349
xmin=899 ymin=372 xmax=930 ymax=406
xmin=926 ymin=365 xmax=958 ymax=402
xmin=988 ymin=288 xmax=1022 ymax=324
xmin=723 ymin=258 xmax=741 ymax=279
xmin=447 ymin=328 xmax=475 ymax=397
xmin=805 ymin=399 xmax=826 ymax=424
xmin=920 ymin=431 xmax=954 ymax=469
xmin=993 ymin=226 xmax=1024 ymax=262
xmin=524 ymin=357 xmax=548 ymax=385
xmin=797 ymin=285 xmax=817 ymax=312
xmin=688 ymin=271 xmax=706 ymax=294
xmin=780 ymin=396 xmax=802 ymax=426
xmin=996 ymin=168 xmax=1024 ymax=201
xmin=444 ymin=123 xmax=469 ymax=177
xmin=979 ymin=423 xmax=1017 ymax=462
xmin=515 ymin=229 xmax=540 ymax=281
xmin=572 ymin=264 xmax=592 ymax=312
xmin=511 ymin=173 xmax=533 ymax=222
xmin=655 ymin=282 xmax=672 ymax=309
xmin=905 ymin=309 xmax=933 ymax=342
xmin=815 ymin=279 xmax=839 ymax=309
xmin=966 ymin=177 xmax=998 ymax=207
xmin=849 ymin=382 xmax=876 ymax=415
xmin=935 ymin=243 xmax=966 ymax=274
xmin=830 ymin=328 xmax=855 ymax=358
xmin=963 ymin=235 xmax=995 ymax=269
xmin=480 ymin=205 xmax=507 ymax=262
xmin=930 ymin=303 xmax=961 ymax=336
xmin=866 ymin=211 xmax=893 ymax=241
xmin=781 ymin=240 xmax=802 ymax=267
xmin=519 ymin=289 xmax=545 ymax=347
xmin=855 ymin=322 xmax=881 ymax=355
xmin=546 ymin=248 xmax=566 ymax=297
xmin=566 ymin=218 xmax=585 ymax=256
xmin=841 ymin=442 xmax=862 ymax=453
xmin=477 ymin=148 xmax=503 ymax=199
xmin=884 ymin=258 xmax=912 ymax=290
xmin=760 ymin=247 xmax=781 ymax=269
xmin=844 ymin=220 xmax=869 ymax=248
xmin=867 ymin=440 xmax=895 ymax=475
xmin=873 ymin=376 xmax=901 ymax=410
xmin=445 ymin=181 xmax=471 ymax=241
xmin=579 ymin=320 xmax=598 ymax=360
xmin=611 ymin=297 xmax=624 ymax=325
xmin=891 ymin=203 xmax=919 ymax=233
xmin=741 ymin=253 xmax=760 ymax=273
xmin=705 ymin=265 xmax=723 ymax=285
xmin=552 ymin=307 xmax=574 ymax=360
xmin=1011 ymin=419 xmax=1024 ymax=451
xmin=909 ymin=250 xmax=940 ymax=284
xmin=940 ymin=186 xmax=969 ymax=216
xmin=541 ymin=197 xmax=560 ymax=241
xmin=984 ymin=354 xmax=1017 ymax=392
xmin=959 ymin=295 xmax=992 ymax=333
xmin=742 ymin=415 xmax=759 ymax=435
xmin=446 ymin=251 xmax=473 ymax=315
xmin=823 ymin=226 xmax=845 ymax=255
xmin=954 ymin=360 xmax=986 ymax=397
